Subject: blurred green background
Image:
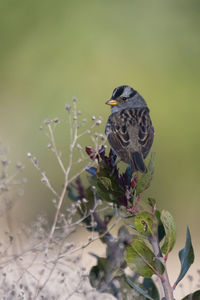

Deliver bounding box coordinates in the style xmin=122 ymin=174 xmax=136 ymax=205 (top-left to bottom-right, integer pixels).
xmin=0 ymin=0 xmax=200 ymax=251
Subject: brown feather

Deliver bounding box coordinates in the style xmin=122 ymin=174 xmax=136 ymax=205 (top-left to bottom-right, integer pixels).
xmin=105 ymin=107 xmax=154 ymax=172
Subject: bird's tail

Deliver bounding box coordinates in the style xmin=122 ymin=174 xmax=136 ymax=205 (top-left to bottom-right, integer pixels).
xmin=131 ymin=152 xmax=147 ymax=173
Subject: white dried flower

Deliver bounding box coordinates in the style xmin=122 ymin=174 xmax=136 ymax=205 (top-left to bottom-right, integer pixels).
xmin=44 ymin=118 xmax=51 ymax=125
xmin=16 ymin=161 xmax=24 ymax=169
xmin=41 ymin=176 xmax=48 ymax=184
xmin=96 ymin=199 xmax=102 ymax=206
xmin=33 ymin=157 xmax=38 ymax=165
xmin=1 ymin=158 xmax=9 ymax=166
xmin=65 ymin=104 xmax=71 ymax=112
xmin=53 ymin=117 xmax=59 ymax=123
xmin=76 ymin=144 xmax=82 ymax=150
xmin=95 ymin=119 xmax=102 ymax=125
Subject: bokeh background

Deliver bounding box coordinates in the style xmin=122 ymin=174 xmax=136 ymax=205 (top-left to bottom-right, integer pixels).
xmin=0 ymin=0 xmax=200 ymax=296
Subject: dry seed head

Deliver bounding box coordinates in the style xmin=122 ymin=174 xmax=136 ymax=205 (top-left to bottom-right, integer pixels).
xmin=65 ymin=104 xmax=71 ymax=112
xmin=33 ymin=157 xmax=38 ymax=165
xmin=97 ymin=199 xmax=102 ymax=206
xmin=76 ymin=144 xmax=82 ymax=150
xmin=44 ymin=118 xmax=51 ymax=125
xmin=41 ymin=176 xmax=48 ymax=184
xmin=1 ymin=158 xmax=9 ymax=166
xmin=53 ymin=117 xmax=59 ymax=123
xmin=95 ymin=118 xmax=102 ymax=125
xmin=16 ymin=161 xmax=24 ymax=169
xmin=72 ymin=97 xmax=77 ymax=102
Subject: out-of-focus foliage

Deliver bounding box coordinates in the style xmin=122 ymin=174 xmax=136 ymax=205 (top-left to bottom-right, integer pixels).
xmin=71 ymin=146 xmax=194 ymax=299
xmin=0 ymin=0 xmax=200 ymax=231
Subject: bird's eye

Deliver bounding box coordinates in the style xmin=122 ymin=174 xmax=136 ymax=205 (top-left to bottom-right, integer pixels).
xmin=121 ymin=96 xmax=127 ymax=101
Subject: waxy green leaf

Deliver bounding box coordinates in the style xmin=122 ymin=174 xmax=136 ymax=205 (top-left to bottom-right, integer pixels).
xmin=143 ymin=278 xmax=160 ymax=300
xmin=98 ymin=176 xmax=112 ymax=191
xmin=134 ymin=211 xmax=157 ymax=236
xmin=174 ymin=227 xmax=194 ymax=288
xmin=126 ymin=275 xmax=154 ymax=300
xmin=160 ymin=210 xmax=176 ymax=254
xmin=155 ymin=210 xmax=165 ymax=242
xmin=126 ymin=236 xmax=164 ymax=277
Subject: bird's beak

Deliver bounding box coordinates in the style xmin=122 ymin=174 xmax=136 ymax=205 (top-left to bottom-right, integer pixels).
xmin=105 ymin=99 xmax=119 ymax=106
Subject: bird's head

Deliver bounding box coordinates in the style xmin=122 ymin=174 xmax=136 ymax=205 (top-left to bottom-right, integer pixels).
xmin=105 ymin=85 xmax=137 ymax=106
xmin=106 ymin=85 xmax=147 ymax=113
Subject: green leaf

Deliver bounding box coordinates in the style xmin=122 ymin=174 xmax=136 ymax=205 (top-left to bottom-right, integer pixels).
xmin=98 ymin=176 xmax=113 ymax=191
xmin=133 ymin=211 xmax=157 ymax=236
xmin=136 ymin=152 xmax=155 ymax=196
xmin=126 ymin=275 xmax=154 ymax=300
xmin=181 ymin=290 xmax=200 ymax=300
xmin=143 ymin=278 xmax=160 ymax=300
xmin=174 ymin=226 xmax=194 ymax=288
xmin=95 ymin=164 xmax=125 ymax=206
xmin=160 ymin=210 xmax=176 ymax=254
xmin=125 ymin=236 xmax=164 ymax=277
xmin=155 ymin=210 xmax=165 ymax=242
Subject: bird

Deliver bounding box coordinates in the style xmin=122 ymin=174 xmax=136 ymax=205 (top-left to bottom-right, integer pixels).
xmin=105 ymin=85 xmax=154 ymax=173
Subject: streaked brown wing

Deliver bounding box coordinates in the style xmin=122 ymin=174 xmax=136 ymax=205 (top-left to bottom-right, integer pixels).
xmin=106 ymin=107 xmax=154 ymax=162
xmin=136 ymin=108 xmax=154 ymax=158
xmin=107 ymin=132 xmax=130 ymax=163
xmin=106 ymin=112 xmax=131 ymax=163
xmin=106 ymin=110 xmax=137 ymax=163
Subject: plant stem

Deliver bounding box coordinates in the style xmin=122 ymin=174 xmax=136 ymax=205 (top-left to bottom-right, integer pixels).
xmin=150 ymin=234 xmax=174 ymax=300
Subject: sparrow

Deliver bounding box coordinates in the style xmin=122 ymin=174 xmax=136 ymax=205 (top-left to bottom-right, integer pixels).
xmin=105 ymin=85 xmax=154 ymax=173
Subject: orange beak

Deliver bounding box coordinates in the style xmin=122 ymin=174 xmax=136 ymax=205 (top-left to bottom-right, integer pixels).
xmin=105 ymin=99 xmax=120 ymax=106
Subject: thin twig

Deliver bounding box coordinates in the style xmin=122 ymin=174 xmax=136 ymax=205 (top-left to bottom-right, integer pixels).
xmin=150 ymin=234 xmax=174 ymax=300
xmin=47 ymin=124 xmax=66 ymax=174
xmin=68 ymin=215 xmax=121 ymax=255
